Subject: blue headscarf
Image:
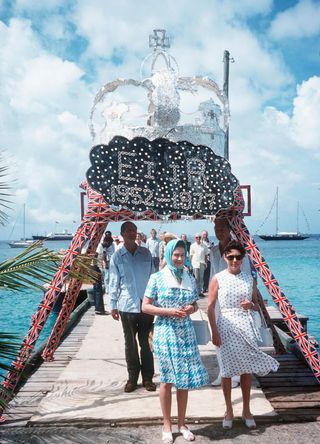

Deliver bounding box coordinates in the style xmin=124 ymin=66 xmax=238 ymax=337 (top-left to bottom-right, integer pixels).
xmin=164 ymin=239 xmax=187 ymax=282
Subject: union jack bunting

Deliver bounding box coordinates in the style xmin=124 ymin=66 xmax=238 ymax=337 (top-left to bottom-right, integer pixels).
xmin=225 ymin=187 xmax=320 ymax=381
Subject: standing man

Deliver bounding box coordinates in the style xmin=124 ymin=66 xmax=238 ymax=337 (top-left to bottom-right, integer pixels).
xmin=96 ymin=231 xmax=115 ymax=294
xmin=181 ymin=233 xmax=191 ymax=253
xmin=109 ymin=221 xmax=155 ymax=393
xmin=190 ymin=233 xmax=209 ymax=297
xmin=146 ymin=228 xmax=160 ymax=272
xmin=201 ymin=230 xmax=213 ymax=293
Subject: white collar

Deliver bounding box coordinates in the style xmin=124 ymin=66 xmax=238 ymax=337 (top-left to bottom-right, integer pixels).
xmin=162 ymin=266 xmax=193 ymax=290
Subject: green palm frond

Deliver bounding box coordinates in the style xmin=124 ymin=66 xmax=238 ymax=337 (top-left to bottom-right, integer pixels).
xmin=70 ymin=254 xmax=99 ymax=283
xmin=0 ymin=241 xmax=99 ymax=291
xmin=0 ymin=241 xmax=61 ymax=290
xmin=0 ymin=333 xmax=20 ymax=409
xmin=0 ymin=333 xmax=20 ymax=373
xmin=0 ymin=160 xmax=12 ymax=226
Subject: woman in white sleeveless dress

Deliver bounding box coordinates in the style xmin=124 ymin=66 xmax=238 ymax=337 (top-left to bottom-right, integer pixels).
xmin=208 ymin=240 xmax=279 ymax=429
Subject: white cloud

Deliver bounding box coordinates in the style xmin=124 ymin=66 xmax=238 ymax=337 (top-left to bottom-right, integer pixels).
xmin=291 ymin=76 xmax=320 ymax=151
xmin=270 ymin=0 xmax=320 ymax=39
xmin=1 ymin=1 xmax=320 ymax=238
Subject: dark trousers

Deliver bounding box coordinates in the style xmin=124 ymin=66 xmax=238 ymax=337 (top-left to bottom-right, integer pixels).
xmin=120 ymin=311 xmax=154 ymax=383
xmin=152 ymin=257 xmax=160 ymax=272
xmin=93 ymin=281 xmax=105 ymax=312
xmin=203 ymin=260 xmax=211 ymax=292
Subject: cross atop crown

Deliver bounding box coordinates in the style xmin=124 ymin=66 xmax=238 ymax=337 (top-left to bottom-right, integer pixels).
xmin=149 ymin=29 xmax=170 ymax=49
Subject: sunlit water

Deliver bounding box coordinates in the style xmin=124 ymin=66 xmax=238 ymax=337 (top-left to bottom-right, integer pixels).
xmin=0 ymin=236 xmax=319 ymax=375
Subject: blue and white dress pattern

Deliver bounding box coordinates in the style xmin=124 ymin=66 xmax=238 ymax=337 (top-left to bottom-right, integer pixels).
xmin=216 ymin=269 xmax=279 ymax=378
xmin=145 ymin=267 xmax=209 ymax=389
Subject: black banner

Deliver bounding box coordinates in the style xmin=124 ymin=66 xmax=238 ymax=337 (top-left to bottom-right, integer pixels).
xmin=86 ymin=136 xmax=239 ymax=217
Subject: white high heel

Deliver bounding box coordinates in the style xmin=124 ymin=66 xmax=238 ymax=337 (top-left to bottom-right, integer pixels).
xmin=242 ymin=415 xmax=256 ymax=429
xmin=179 ymin=426 xmax=195 ymax=441
xmin=222 ymin=415 xmax=233 ymax=429
xmin=162 ymin=428 xmax=173 ymax=444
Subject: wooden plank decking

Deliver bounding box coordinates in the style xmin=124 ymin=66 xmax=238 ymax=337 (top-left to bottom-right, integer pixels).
xmin=2 ymin=298 xmax=320 ymax=427
xmin=256 ymin=353 xmax=320 ymax=421
xmin=2 ymin=307 xmax=95 ymax=426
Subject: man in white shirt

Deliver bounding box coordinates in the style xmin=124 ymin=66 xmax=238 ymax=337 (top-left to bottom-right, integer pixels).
xmin=146 ymin=228 xmax=160 ymax=272
xmin=190 ymin=233 xmax=209 ymax=297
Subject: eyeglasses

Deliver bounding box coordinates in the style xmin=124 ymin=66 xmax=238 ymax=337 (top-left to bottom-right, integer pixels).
xmin=195 ymin=236 xmax=201 ymax=239
xmin=226 ymin=254 xmax=243 ymax=261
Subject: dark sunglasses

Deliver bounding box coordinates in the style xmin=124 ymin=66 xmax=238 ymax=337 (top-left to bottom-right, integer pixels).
xmin=226 ymin=254 xmax=243 ymax=261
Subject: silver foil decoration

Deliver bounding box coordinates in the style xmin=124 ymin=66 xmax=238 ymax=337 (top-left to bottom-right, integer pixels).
xmin=89 ymin=30 xmax=229 ymax=158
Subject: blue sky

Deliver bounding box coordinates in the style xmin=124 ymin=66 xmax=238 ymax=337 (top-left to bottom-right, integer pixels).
xmin=0 ymin=0 xmax=319 ymax=240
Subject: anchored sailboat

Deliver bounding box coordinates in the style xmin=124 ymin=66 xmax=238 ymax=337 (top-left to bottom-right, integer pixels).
xmin=259 ymin=188 xmax=309 ymax=241
xmin=8 ymin=204 xmax=34 ymax=248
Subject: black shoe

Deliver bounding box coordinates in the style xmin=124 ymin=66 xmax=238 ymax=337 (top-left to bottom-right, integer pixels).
xmin=124 ymin=380 xmax=137 ymax=393
xmin=143 ymin=380 xmax=156 ymax=391
xmin=199 ymin=293 xmax=205 ymax=298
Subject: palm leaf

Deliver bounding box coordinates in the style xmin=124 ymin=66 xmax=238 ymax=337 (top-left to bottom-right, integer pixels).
xmin=0 ymin=153 xmax=12 ymax=225
xmin=0 ymin=241 xmax=61 ymax=290
xmin=0 ymin=241 xmax=99 ymax=291
xmin=0 ymin=333 xmax=20 ymax=410
xmin=0 ymin=333 xmax=21 ymax=373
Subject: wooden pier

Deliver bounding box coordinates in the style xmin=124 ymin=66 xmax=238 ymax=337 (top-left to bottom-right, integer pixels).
xmin=1 ymin=297 xmax=320 ymax=429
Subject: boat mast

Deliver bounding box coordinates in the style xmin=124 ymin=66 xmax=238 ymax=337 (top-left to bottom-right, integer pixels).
xmin=223 ymin=50 xmax=230 ymax=160
xmin=23 ymin=203 xmax=26 ymax=241
xmin=297 ymin=201 xmax=300 ymax=234
xmin=275 ymin=187 xmax=279 ymax=235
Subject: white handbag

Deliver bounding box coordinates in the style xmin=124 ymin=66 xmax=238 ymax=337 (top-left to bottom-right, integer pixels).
xmin=254 ymin=307 xmax=273 ymax=347
xmin=192 ymin=311 xmax=211 ymax=345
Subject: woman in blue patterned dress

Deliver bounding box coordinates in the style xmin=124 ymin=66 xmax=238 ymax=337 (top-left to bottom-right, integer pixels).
xmin=208 ymin=240 xmax=279 ymax=430
xmin=142 ymin=239 xmax=209 ymax=444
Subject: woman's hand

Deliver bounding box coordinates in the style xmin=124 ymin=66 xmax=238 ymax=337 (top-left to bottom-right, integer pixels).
xmin=240 ymin=299 xmax=253 ymax=310
xmin=182 ymin=304 xmax=195 ymax=315
xmin=212 ymin=332 xmax=221 ymax=347
xmin=168 ymin=307 xmax=188 ymax=317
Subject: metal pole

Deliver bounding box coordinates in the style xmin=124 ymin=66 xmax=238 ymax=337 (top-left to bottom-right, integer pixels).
xmin=276 ymin=186 xmax=279 ymax=235
xmin=223 ymin=50 xmax=230 ymax=160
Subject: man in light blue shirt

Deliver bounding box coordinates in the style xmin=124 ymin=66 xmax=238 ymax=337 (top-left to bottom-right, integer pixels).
xmin=109 ymin=221 xmax=155 ymax=393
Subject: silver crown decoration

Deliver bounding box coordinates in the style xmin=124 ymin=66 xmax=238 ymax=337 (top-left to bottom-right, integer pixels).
xmin=89 ymin=29 xmax=229 ymax=158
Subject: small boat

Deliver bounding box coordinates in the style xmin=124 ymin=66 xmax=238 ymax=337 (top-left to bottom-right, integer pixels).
xmin=8 ymin=239 xmax=34 ymax=248
xmin=8 ymin=204 xmax=34 ymax=248
xmin=258 ymin=188 xmax=309 ymax=241
xmin=259 ymin=232 xmax=309 ymax=241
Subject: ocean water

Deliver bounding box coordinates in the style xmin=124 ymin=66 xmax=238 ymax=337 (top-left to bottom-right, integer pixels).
xmin=0 ymin=236 xmax=320 ymax=372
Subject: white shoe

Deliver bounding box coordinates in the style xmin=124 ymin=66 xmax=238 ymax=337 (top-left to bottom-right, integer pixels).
xmin=242 ymin=415 xmax=256 ymax=429
xmin=162 ymin=429 xmax=173 ymax=444
xmin=231 ymin=377 xmax=239 ymax=388
xmin=222 ymin=415 xmax=233 ymax=429
xmin=211 ymin=376 xmax=221 ymax=386
xmin=179 ymin=426 xmax=195 ymax=441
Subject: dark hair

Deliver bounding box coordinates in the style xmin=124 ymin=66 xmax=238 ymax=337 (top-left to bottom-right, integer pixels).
xmin=223 ymin=240 xmax=246 ymax=257
xmin=120 ymin=221 xmax=136 ymax=235
xmin=175 ymin=240 xmax=187 ymax=251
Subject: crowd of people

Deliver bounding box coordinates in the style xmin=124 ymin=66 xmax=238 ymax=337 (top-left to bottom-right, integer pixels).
xmin=92 ymin=220 xmax=279 ymax=443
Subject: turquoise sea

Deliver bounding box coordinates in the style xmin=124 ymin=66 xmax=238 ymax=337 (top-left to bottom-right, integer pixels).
xmin=0 ymin=235 xmax=320 ymax=373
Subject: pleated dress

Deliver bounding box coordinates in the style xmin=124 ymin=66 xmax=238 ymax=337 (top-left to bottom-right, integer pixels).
xmin=145 ymin=267 xmax=209 ymax=389
xmin=215 ymin=269 xmax=279 ymax=378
